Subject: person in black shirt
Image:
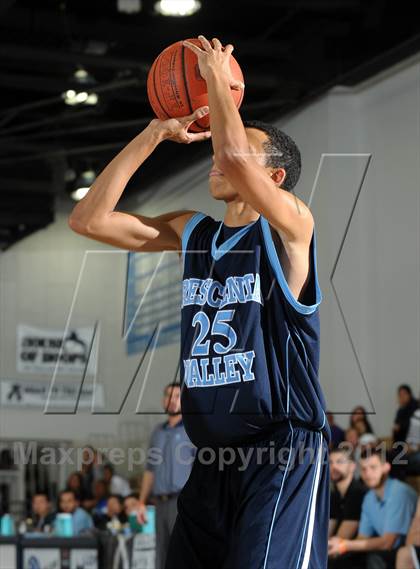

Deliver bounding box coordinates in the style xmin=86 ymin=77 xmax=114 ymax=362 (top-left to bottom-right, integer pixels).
xmin=393 ymin=384 xmax=418 ymax=444
xmin=329 ymin=447 xmax=367 ymax=540
xmin=31 ymin=493 xmax=56 ymax=532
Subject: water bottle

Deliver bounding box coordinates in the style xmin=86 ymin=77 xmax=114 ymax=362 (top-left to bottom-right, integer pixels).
xmin=0 ymin=514 xmax=15 ymax=536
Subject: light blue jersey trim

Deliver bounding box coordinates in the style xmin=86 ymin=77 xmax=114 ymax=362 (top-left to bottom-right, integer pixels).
xmin=211 ymin=218 xmax=259 ymax=261
xmin=295 ymin=432 xmax=322 ymax=569
xmin=260 ymin=216 xmax=323 ymax=315
xmin=263 ymin=420 xmax=294 ymax=569
xmin=181 ymin=212 xmax=206 ymax=263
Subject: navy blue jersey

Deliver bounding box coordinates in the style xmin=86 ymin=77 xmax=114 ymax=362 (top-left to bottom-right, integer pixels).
xmin=180 ymin=212 xmax=330 ymax=448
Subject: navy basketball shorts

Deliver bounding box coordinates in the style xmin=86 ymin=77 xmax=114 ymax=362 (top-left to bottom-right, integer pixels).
xmin=165 ymin=423 xmax=330 ymax=569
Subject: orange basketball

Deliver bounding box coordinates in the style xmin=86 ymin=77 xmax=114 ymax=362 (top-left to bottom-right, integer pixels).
xmin=147 ymin=38 xmax=244 ymax=132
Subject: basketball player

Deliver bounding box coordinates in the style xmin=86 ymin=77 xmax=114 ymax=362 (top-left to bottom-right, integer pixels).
xmin=69 ymin=36 xmax=330 ymax=569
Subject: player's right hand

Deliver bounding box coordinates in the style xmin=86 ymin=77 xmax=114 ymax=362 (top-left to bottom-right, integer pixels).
xmin=150 ymin=106 xmax=212 ymax=144
xmin=136 ymin=503 xmax=148 ymax=525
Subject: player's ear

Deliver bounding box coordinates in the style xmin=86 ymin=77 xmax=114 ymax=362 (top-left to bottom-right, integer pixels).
xmin=270 ymin=167 xmax=286 ymax=187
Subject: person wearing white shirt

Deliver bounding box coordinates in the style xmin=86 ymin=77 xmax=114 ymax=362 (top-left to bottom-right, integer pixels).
xmin=103 ymin=463 xmax=131 ymax=497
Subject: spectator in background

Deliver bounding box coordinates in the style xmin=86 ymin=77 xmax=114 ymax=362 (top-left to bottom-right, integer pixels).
xmin=57 ymin=490 xmax=93 ymax=535
xmin=342 ymin=429 xmax=379 ymax=480
xmin=137 ymin=382 xmax=195 ymax=569
xmin=31 ymin=493 xmax=56 ymax=531
xmin=103 ymin=463 xmax=131 ymax=497
xmin=91 ymin=479 xmax=109 ymax=517
xmin=93 ymin=494 xmax=127 ymax=531
xmin=406 ymin=406 xmax=420 ymax=475
xmin=350 ymin=406 xmax=374 ymax=437
xmin=328 ymin=449 xmax=417 ymax=569
xmin=66 ymin=471 xmax=88 ymax=502
xmin=123 ymin=493 xmax=140 ymax=517
xmin=345 ymin=427 xmax=359 ymax=450
xmin=327 ymin=412 xmax=345 ymax=449
xmin=80 ymin=447 xmax=105 ymax=510
xmin=395 ymin=498 xmax=420 ymax=569
xmin=329 ymin=448 xmax=367 ymax=541
xmin=392 ymin=385 xmax=418 ymax=444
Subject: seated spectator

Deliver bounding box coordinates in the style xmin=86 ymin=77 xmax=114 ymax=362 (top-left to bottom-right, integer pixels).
xmin=344 ymin=427 xmax=359 ymax=450
xmin=66 ymin=471 xmax=92 ymax=505
xmin=91 ymin=480 xmax=109 ymax=517
xmin=406 ymin=407 xmax=420 ymax=475
xmin=80 ymin=447 xmax=104 ymax=511
xmin=329 ymin=448 xmax=367 ymax=539
xmin=396 ymin=498 xmax=420 ymax=569
xmin=57 ymin=490 xmax=93 ymax=535
xmin=327 ymin=412 xmax=345 ymax=449
xmin=123 ymin=493 xmax=140 ymax=517
xmin=393 ymin=385 xmax=418 ymax=444
xmin=350 ymin=406 xmax=374 ymax=437
xmin=328 ymin=448 xmax=417 ymax=569
xmin=103 ymin=463 xmax=131 ymax=497
xmin=31 ymin=493 xmax=56 ymax=531
xmin=342 ymin=430 xmax=378 ymax=479
xmin=94 ymin=494 xmax=128 ymax=531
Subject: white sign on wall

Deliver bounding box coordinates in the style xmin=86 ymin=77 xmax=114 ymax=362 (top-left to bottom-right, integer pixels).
xmin=17 ymin=324 xmax=98 ymax=375
xmin=70 ymin=548 xmax=98 ymax=569
xmin=0 ymin=544 xmax=17 ymax=569
xmin=0 ymin=379 xmax=105 ymax=409
xmin=23 ymin=548 xmax=60 ymax=569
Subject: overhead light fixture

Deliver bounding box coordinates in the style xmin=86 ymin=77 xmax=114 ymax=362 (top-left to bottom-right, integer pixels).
xmin=63 ymin=90 xmax=99 ymax=106
xmin=154 ymin=0 xmax=201 ymax=17
xmin=70 ymin=169 xmax=96 ymax=201
xmin=117 ymin=0 xmax=142 ymax=13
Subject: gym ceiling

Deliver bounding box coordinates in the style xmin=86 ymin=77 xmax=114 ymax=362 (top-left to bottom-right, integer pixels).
xmin=0 ymin=0 xmax=419 ymax=250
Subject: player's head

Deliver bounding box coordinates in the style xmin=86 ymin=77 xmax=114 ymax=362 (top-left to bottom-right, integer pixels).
xmin=208 ymin=120 xmax=301 ymax=202
xmin=162 ymin=381 xmax=181 ymax=416
xmin=329 ymin=447 xmax=356 ymax=483
xmin=359 ymin=448 xmax=390 ymax=490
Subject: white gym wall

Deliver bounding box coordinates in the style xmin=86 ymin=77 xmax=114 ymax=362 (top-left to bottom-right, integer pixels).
xmin=0 ymin=52 xmax=419 ymax=452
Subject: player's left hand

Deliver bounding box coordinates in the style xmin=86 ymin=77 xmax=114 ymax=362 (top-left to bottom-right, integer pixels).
xmin=183 ymin=35 xmax=245 ymax=91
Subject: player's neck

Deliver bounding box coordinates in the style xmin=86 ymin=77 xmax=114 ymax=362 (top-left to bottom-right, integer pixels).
xmin=223 ymin=202 xmax=260 ymax=227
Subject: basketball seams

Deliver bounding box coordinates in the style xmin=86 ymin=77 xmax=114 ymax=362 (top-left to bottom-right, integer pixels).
xmin=181 ymin=44 xmax=207 ymax=132
xmin=150 ymin=54 xmax=170 ymax=120
xmin=147 ymin=38 xmax=243 ymax=132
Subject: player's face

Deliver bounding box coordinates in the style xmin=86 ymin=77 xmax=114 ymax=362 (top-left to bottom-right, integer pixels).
xmin=360 ymin=456 xmax=389 ymax=489
xmin=208 ymin=128 xmax=268 ymax=201
xmin=329 ymin=453 xmax=354 ymax=483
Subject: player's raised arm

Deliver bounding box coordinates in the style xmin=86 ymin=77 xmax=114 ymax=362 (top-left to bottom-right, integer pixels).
xmin=183 ymin=36 xmax=313 ymax=244
xmin=68 ymin=107 xmax=211 ymax=252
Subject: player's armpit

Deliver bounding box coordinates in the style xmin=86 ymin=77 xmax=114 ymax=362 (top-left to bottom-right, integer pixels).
xmin=69 ymin=209 xmax=197 ymax=253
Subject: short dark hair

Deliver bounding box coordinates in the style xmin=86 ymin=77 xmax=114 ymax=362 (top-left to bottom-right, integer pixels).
xmin=330 ymin=446 xmax=355 ymax=462
xmin=124 ymin=493 xmax=139 ymax=501
xmin=108 ymin=494 xmax=124 ymax=505
xmin=360 ymin=447 xmax=388 ymax=463
xmin=243 ymin=120 xmax=301 ymax=192
xmin=60 ymin=489 xmax=79 ymax=501
xmin=398 ymin=384 xmax=413 ymax=397
xmin=33 ymin=492 xmax=50 ymax=501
